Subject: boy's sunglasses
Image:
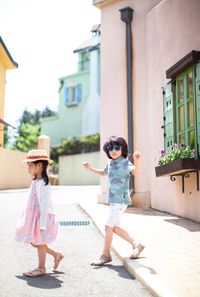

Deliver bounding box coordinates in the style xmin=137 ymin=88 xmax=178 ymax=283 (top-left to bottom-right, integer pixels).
xmin=107 ymin=145 xmax=121 ymax=152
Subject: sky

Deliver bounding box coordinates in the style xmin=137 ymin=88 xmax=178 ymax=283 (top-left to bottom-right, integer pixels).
xmin=0 ymin=0 xmax=100 ymax=126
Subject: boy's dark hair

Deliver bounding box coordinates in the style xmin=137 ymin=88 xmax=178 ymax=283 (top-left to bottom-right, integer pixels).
xmin=103 ymin=136 xmax=128 ymax=159
xmin=33 ymin=160 xmax=49 ymax=185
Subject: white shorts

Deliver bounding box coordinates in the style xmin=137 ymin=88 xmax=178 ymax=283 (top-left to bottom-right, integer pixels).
xmin=106 ymin=203 xmax=127 ymax=227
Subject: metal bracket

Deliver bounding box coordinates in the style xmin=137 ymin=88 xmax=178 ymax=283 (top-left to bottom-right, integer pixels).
xmin=170 ymin=171 xmax=199 ymax=193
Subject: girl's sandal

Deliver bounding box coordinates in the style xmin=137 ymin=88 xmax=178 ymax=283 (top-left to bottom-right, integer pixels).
xmin=53 ymin=253 xmax=64 ymax=270
xmin=24 ymin=268 xmax=46 ymax=277
xmin=90 ymin=254 xmax=112 ymax=266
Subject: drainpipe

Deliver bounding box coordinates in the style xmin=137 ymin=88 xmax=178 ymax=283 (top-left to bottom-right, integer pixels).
xmin=119 ymin=7 xmax=134 ymax=194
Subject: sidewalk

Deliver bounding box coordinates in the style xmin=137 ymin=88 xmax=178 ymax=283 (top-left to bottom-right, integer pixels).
xmin=79 ymin=188 xmax=200 ymax=297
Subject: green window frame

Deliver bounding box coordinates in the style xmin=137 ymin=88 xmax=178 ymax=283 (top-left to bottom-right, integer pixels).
xmin=195 ymin=62 xmax=200 ymax=156
xmin=163 ymin=63 xmax=200 ymax=157
xmin=176 ymin=66 xmax=195 ymax=148
xmin=163 ymin=83 xmax=175 ymax=150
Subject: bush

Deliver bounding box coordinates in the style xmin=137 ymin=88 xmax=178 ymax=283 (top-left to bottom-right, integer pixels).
xmin=50 ymin=133 xmax=100 ymax=162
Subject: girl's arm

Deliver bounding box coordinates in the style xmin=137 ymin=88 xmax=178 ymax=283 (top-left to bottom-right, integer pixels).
xmin=36 ymin=181 xmax=51 ymax=230
xmin=83 ymin=162 xmax=105 ymax=176
xmin=131 ymin=151 xmax=141 ymax=176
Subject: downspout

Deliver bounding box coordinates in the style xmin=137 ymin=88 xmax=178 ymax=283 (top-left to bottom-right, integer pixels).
xmin=119 ymin=7 xmax=134 ymax=194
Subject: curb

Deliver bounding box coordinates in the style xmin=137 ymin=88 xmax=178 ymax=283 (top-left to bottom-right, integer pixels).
xmin=122 ymin=258 xmax=177 ymax=297
xmin=0 ymin=188 xmax=28 ymax=193
xmin=79 ymin=202 xmax=178 ymax=297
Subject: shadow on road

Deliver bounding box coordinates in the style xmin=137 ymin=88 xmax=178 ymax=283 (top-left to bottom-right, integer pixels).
xmin=93 ymin=264 xmax=134 ymax=280
xmin=164 ymin=218 xmax=200 ymax=232
xmin=15 ymin=271 xmax=65 ymax=289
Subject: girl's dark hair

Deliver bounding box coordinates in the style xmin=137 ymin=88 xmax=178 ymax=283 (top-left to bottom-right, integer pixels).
xmin=33 ymin=160 xmax=49 ymax=185
xmin=103 ymin=136 xmax=128 ymax=159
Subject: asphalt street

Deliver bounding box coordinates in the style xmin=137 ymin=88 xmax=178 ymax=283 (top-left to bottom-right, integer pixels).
xmin=0 ymin=188 xmax=152 ymax=297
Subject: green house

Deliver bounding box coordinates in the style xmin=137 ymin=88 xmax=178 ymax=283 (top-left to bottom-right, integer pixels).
xmin=41 ymin=25 xmax=100 ymax=146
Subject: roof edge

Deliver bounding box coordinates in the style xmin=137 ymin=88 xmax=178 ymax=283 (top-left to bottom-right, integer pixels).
xmin=0 ymin=36 xmax=18 ymax=68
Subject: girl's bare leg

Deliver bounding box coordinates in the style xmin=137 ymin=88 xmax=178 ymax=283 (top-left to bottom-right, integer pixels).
xmin=24 ymin=244 xmax=46 ymax=276
xmin=46 ymin=245 xmax=60 ymax=257
xmin=34 ymin=243 xmax=62 ymax=258
xmin=46 ymin=245 xmax=64 ymax=270
xmin=32 ymin=243 xmax=63 ymax=269
xmin=37 ymin=245 xmax=47 ymax=269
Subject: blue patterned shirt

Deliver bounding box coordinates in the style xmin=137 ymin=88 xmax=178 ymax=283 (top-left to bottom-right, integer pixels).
xmin=104 ymin=156 xmax=135 ymax=205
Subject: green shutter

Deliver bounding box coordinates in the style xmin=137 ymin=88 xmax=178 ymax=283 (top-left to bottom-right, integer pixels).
xmin=64 ymin=87 xmax=69 ymax=106
xmin=76 ymin=84 xmax=82 ymax=102
xmin=195 ymin=62 xmax=200 ymax=156
xmin=163 ymin=83 xmax=174 ymax=151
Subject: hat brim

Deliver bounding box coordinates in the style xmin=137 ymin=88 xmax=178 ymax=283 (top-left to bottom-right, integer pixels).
xmin=23 ymin=158 xmax=54 ymax=164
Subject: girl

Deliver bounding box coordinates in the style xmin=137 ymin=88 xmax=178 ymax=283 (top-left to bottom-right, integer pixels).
xmin=83 ymin=136 xmax=144 ymax=266
xmin=15 ymin=149 xmax=64 ymax=277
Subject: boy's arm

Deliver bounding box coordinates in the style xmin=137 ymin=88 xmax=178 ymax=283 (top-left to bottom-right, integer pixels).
xmin=83 ymin=162 xmax=105 ymax=176
xmin=131 ymin=151 xmax=141 ymax=176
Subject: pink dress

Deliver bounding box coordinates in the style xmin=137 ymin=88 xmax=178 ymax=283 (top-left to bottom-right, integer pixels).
xmin=15 ymin=179 xmax=59 ymax=245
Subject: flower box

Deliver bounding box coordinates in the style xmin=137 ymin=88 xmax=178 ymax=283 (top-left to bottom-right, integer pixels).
xmin=155 ymin=158 xmax=200 ymax=177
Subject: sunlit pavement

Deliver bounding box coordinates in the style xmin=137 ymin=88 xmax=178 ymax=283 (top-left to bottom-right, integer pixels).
xmin=1 ymin=185 xmax=200 ymax=297
xmin=78 ymin=186 xmax=200 ymax=297
xmin=0 ymin=186 xmax=152 ymax=297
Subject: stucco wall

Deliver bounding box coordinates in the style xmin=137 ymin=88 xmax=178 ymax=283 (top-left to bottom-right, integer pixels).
xmin=96 ymin=0 xmax=200 ymax=221
xmin=0 ymin=148 xmax=31 ymax=189
xmin=0 ymin=61 xmax=6 ymax=147
xmin=98 ymin=0 xmax=161 ymax=202
xmin=146 ymin=0 xmax=200 ymax=221
xmin=59 ymin=151 xmax=100 ymax=185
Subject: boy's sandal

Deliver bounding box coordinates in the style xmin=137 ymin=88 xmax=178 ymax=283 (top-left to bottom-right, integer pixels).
xmin=130 ymin=244 xmax=145 ymax=259
xmin=53 ymin=253 xmax=64 ymax=270
xmin=24 ymin=268 xmax=46 ymax=277
xmin=90 ymin=254 xmax=112 ymax=266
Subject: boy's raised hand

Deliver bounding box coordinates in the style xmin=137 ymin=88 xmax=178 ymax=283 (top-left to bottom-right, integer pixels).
xmin=132 ymin=151 xmax=141 ymax=176
xmin=83 ymin=162 xmax=91 ymax=169
xmin=133 ymin=151 xmax=141 ymax=160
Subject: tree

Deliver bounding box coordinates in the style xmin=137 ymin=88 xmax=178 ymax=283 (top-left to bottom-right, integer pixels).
xmin=15 ymin=123 xmax=40 ymax=152
xmin=41 ymin=106 xmax=56 ymax=118
xmin=3 ymin=125 xmax=8 ymax=147
xmin=13 ymin=106 xmax=56 ymax=152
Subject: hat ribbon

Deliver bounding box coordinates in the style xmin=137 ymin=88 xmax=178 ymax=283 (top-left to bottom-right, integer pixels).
xmin=26 ymin=155 xmax=48 ymax=160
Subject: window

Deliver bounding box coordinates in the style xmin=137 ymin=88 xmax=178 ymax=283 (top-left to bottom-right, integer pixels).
xmin=163 ymin=51 xmax=200 ymax=157
xmin=64 ymin=83 xmax=82 ymax=107
xmin=176 ymin=67 xmax=195 ymax=147
xmin=79 ymin=52 xmax=90 ymax=71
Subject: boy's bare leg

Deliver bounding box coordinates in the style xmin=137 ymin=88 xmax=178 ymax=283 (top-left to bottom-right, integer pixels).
xmin=102 ymin=225 xmax=113 ymax=256
xmin=90 ymin=225 xmax=113 ymax=266
xmin=113 ymin=226 xmax=136 ymax=246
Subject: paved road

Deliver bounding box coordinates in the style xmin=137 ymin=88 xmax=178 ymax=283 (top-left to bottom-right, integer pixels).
xmin=0 ymin=188 xmax=152 ymax=297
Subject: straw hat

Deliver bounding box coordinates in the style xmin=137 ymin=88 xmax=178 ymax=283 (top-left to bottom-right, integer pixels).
xmin=23 ymin=149 xmax=53 ymax=164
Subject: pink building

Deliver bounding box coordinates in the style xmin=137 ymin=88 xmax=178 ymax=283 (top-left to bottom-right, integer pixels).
xmin=94 ymin=0 xmax=200 ymax=222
